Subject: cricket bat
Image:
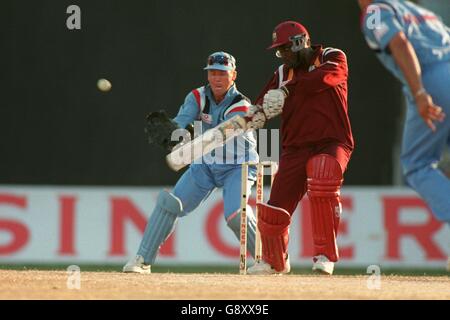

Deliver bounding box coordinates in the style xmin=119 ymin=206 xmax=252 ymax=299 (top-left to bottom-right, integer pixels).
xmin=166 ymin=115 xmax=248 ymax=171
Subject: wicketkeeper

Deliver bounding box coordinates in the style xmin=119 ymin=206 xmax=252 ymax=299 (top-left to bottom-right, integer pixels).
xmin=123 ymin=52 xmax=259 ymax=273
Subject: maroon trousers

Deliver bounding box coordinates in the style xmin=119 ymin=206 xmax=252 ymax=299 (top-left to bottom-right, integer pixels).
xmin=269 ymin=142 xmax=352 ymax=215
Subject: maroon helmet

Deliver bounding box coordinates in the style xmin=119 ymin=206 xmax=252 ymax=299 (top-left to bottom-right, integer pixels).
xmin=268 ymin=21 xmax=310 ymax=55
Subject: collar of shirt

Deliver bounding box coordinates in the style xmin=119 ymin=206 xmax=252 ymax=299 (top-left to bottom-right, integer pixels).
xmin=308 ymin=45 xmax=324 ymax=66
xmin=205 ymin=83 xmax=238 ymax=107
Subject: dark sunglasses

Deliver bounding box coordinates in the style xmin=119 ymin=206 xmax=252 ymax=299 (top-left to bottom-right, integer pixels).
xmin=208 ymin=55 xmax=231 ymax=66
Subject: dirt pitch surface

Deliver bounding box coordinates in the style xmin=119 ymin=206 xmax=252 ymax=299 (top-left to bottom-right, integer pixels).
xmin=0 ymin=270 xmax=449 ymax=300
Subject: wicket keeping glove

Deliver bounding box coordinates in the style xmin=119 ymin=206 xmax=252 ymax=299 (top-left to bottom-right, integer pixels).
xmin=145 ymin=110 xmax=183 ymax=151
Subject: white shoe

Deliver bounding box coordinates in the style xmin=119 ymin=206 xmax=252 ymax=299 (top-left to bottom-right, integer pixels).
xmin=123 ymin=255 xmax=151 ymax=274
xmin=312 ymin=255 xmax=334 ymax=275
xmin=247 ymin=256 xmax=291 ymax=275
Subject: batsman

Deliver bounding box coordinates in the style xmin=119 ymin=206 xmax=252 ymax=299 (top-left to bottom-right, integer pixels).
xmin=246 ymin=21 xmax=355 ymax=275
xmin=123 ymin=52 xmax=260 ymax=273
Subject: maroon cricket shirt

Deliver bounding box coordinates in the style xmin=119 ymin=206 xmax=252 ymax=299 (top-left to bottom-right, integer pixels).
xmin=255 ymin=45 xmax=354 ymax=152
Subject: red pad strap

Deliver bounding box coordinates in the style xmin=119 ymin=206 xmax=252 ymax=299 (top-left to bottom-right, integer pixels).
xmin=306 ymin=154 xmax=343 ymax=262
xmin=257 ymin=203 xmax=291 ymax=272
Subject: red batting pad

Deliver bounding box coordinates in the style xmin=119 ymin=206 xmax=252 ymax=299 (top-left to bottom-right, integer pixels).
xmin=306 ymin=154 xmax=343 ymax=262
xmin=257 ymin=203 xmax=291 ymax=272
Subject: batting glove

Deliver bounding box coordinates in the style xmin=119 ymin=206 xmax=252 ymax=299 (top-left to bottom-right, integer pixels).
xmin=262 ymin=88 xmax=288 ymax=119
xmin=246 ymin=111 xmax=266 ymax=130
xmin=245 ymin=104 xmax=262 ymax=117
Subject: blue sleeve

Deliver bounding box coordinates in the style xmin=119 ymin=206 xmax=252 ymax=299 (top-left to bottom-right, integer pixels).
xmin=363 ymin=4 xmax=404 ymax=51
xmin=173 ymin=92 xmax=200 ymax=129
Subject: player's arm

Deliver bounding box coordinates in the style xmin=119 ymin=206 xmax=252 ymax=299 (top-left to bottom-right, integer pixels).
xmin=223 ymin=97 xmax=270 ymax=132
xmin=173 ymin=92 xmax=200 ymax=129
xmin=166 ymin=114 xmax=248 ymax=171
xmin=246 ymin=71 xmax=286 ymax=129
xmin=295 ymin=49 xmax=348 ymax=93
xmin=362 ymin=4 xmax=445 ymax=131
xmin=388 ymin=32 xmax=445 ymax=131
xmin=254 ymin=72 xmax=280 ymax=106
xmin=223 ymin=99 xmax=251 ymax=121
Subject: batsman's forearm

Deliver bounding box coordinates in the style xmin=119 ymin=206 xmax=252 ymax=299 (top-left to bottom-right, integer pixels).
xmin=389 ymin=32 xmax=423 ymax=96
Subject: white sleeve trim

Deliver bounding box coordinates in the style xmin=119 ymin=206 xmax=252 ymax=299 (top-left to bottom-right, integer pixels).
xmin=277 ymin=65 xmax=284 ymax=88
xmin=223 ymin=100 xmax=252 ymax=118
xmin=323 ymin=47 xmax=346 ymax=60
xmin=198 ymin=86 xmax=206 ymax=111
xmin=323 ymin=61 xmax=339 ymax=66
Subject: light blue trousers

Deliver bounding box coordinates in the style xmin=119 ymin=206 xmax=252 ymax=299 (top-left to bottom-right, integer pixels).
xmin=401 ymin=61 xmax=450 ymax=223
xmin=173 ymin=163 xmax=256 ymax=218
xmin=137 ymin=163 xmax=257 ymax=264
